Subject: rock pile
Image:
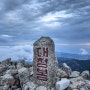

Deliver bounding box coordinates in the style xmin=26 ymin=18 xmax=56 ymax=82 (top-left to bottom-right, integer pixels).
xmin=0 ymin=58 xmax=90 ymax=90
xmin=56 ymin=63 xmax=90 ymax=90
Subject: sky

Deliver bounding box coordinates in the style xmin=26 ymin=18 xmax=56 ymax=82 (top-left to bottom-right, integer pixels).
xmin=0 ymin=0 xmax=90 ymax=61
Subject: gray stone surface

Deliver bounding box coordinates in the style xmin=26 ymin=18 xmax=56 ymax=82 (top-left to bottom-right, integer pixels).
xmin=69 ymin=76 xmax=86 ymax=89
xmin=23 ymin=81 xmax=36 ymax=90
xmin=17 ymin=67 xmax=30 ymax=88
xmin=56 ymin=78 xmax=70 ymax=90
xmin=33 ymin=37 xmax=58 ymax=87
xmin=81 ymin=70 xmax=89 ymax=79
xmin=62 ymin=63 xmax=72 ymax=76
xmin=36 ymin=86 xmax=47 ymax=90
xmin=70 ymin=71 xmax=80 ymax=78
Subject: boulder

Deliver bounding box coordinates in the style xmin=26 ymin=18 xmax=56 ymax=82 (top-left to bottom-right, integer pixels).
xmin=29 ymin=67 xmax=33 ymax=76
xmin=0 ymin=66 xmax=8 ymax=75
xmin=56 ymin=78 xmax=70 ymax=90
xmin=6 ymin=69 xmax=18 ymax=76
xmin=70 ymin=71 xmax=80 ymax=78
xmin=60 ymin=70 xmax=68 ymax=78
xmin=79 ymin=87 xmax=88 ymax=90
xmin=8 ymin=65 xmax=16 ymax=69
xmin=57 ymin=69 xmax=61 ymax=77
xmin=17 ymin=62 xmax=24 ymax=69
xmin=62 ymin=63 xmax=72 ymax=76
xmin=69 ymin=76 xmax=86 ymax=89
xmin=1 ymin=73 xmax=15 ymax=86
xmin=18 ymin=67 xmax=30 ymax=85
xmin=0 ymin=85 xmax=9 ymax=90
xmin=36 ymin=86 xmax=47 ymax=90
xmin=0 ymin=78 xmax=5 ymax=86
xmin=15 ymin=88 xmax=22 ymax=90
xmin=85 ymin=80 xmax=90 ymax=89
xmin=1 ymin=58 xmax=11 ymax=66
xmin=18 ymin=67 xmax=28 ymax=74
xmin=1 ymin=73 xmax=14 ymax=79
xmin=81 ymin=70 xmax=89 ymax=79
xmin=11 ymin=86 xmax=18 ymax=89
xmin=23 ymin=81 xmax=36 ymax=90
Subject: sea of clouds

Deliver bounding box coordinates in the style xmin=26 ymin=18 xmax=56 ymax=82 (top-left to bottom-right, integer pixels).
xmin=0 ymin=45 xmax=33 ymax=62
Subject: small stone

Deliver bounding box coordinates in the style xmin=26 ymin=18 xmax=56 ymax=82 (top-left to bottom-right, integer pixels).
xmin=60 ymin=70 xmax=68 ymax=78
xmin=57 ymin=69 xmax=61 ymax=77
xmin=11 ymin=86 xmax=18 ymax=89
xmin=6 ymin=69 xmax=18 ymax=76
xmin=1 ymin=73 xmax=15 ymax=86
xmin=18 ymin=67 xmax=30 ymax=85
xmin=69 ymin=76 xmax=85 ymax=89
xmin=1 ymin=73 xmax=14 ymax=79
xmin=56 ymin=78 xmax=70 ymax=90
xmin=85 ymin=80 xmax=90 ymax=89
xmin=1 ymin=58 xmax=11 ymax=66
xmin=70 ymin=71 xmax=80 ymax=78
xmin=80 ymin=88 xmax=87 ymax=90
xmin=23 ymin=81 xmax=36 ymax=90
xmin=61 ymin=63 xmax=72 ymax=76
xmin=81 ymin=70 xmax=89 ymax=79
xmin=29 ymin=67 xmax=33 ymax=75
xmin=18 ymin=67 xmax=28 ymax=74
xmin=36 ymin=86 xmax=47 ymax=90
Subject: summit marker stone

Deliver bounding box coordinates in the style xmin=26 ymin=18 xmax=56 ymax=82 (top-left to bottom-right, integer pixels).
xmin=33 ymin=37 xmax=58 ymax=87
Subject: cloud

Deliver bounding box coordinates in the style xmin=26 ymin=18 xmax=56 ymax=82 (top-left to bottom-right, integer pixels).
xmin=79 ymin=48 xmax=88 ymax=55
xmin=1 ymin=34 xmax=13 ymax=38
xmin=0 ymin=45 xmax=33 ymax=62
xmin=0 ymin=0 xmax=90 ymax=54
xmin=39 ymin=11 xmax=73 ymax=22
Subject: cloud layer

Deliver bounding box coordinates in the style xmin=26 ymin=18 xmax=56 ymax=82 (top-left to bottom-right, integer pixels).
xmin=0 ymin=45 xmax=33 ymax=61
xmin=0 ymin=0 xmax=90 ymax=54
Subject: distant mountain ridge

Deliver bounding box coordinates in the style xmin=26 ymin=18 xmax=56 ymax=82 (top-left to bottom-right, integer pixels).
xmin=56 ymin=52 xmax=90 ymax=60
xmin=57 ymin=57 xmax=90 ymax=72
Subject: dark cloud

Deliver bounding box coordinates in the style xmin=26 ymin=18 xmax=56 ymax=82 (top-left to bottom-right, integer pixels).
xmin=0 ymin=0 xmax=90 ymax=54
xmin=2 ymin=0 xmax=29 ymax=11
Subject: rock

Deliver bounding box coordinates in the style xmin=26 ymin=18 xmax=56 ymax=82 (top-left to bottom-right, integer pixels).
xmin=62 ymin=63 xmax=72 ymax=76
xmin=8 ymin=65 xmax=16 ymax=69
xmin=85 ymin=80 xmax=90 ymax=89
xmin=0 ymin=66 xmax=8 ymax=75
xmin=11 ymin=86 xmax=18 ymax=89
xmin=14 ymin=79 xmax=20 ymax=86
xmin=81 ymin=70 xmax=89 ymax=79
xmin=70 ymin=71 xmax=80 ymax=78
xmin=33 ymin=37 xmax=58 ymax=87
xmin=15 ymin=88 xmax=22 ymax=90
xmin=0 ymin=78 xmax=5 ymax=86
xmin=6 ymin=69 xmax=18 ymax=76
xmin=18 ymin=67 xmax=30 ymax=86
xmin=69 ymin=76 xmax=86 ymax=89
xmin=29 ymin=67 xmax=33 ymax=76
xmin=56 ymin=78 xmax=70 ymax=90
xmin=18 ymin=67 xmax=28 ymax=74
xmin=60 ymin=70 xmax=68 ymax=78
xmin=1 ymin=58 xmax=11 ymax=66
xmin=51 ymin=87 xmax=55 ymax=90
xmin=1 ymin=73 xmax=14 ymax=79
xmin=17 ymin=62 xmax=23 ymax=69
xmin=57 ymin=69 xmax=61 ymax=77
xmin=80 ymin=87 xmax=88 ymax=90
xmin=23 ymin=81 xmax=36 ymax=90
xmin=0 ymin=85 xmax=9 ymax=90
xmin=36 ymin=86 xmax=47 ymax=90
xmin=1 ymin=73 xmax=15 ymax=86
